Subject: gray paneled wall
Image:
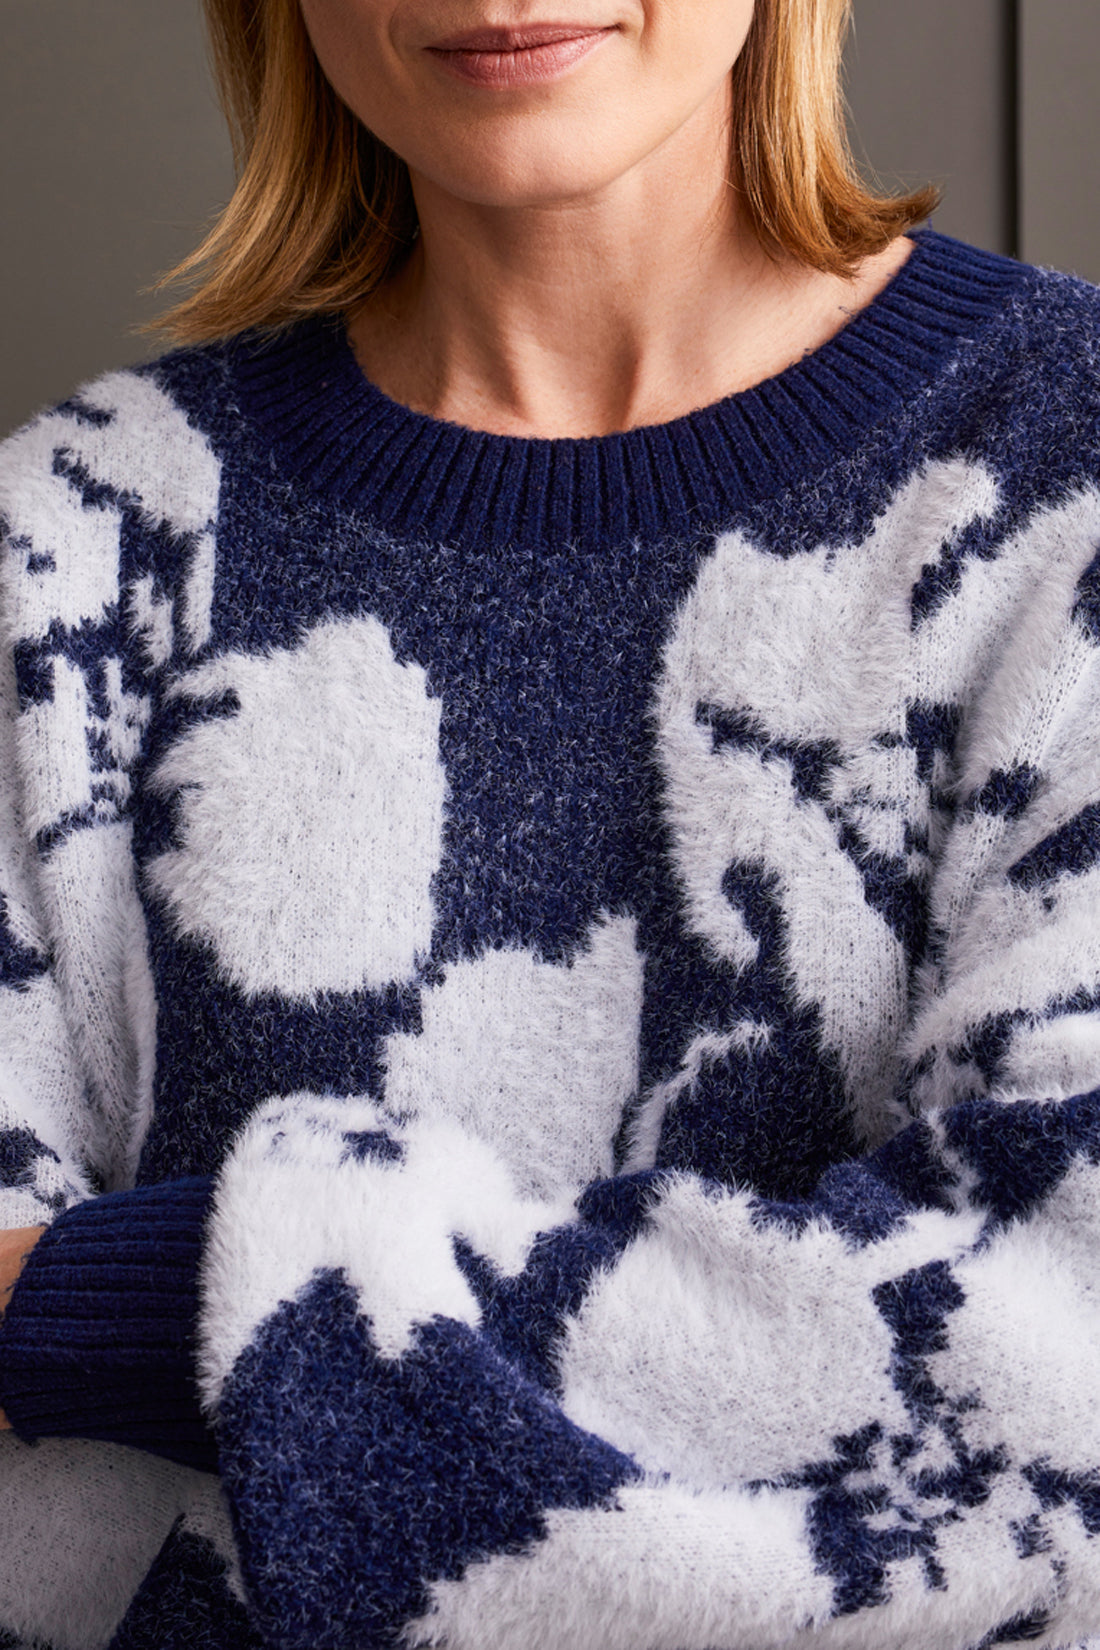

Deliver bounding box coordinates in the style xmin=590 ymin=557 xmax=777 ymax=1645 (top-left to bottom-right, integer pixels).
xmin=1020 ymin=0 xmax=1100 ymax=281
xmin=0 ymin=0 xmax=235 ymax=437
xmin=844 ymin=0 xmax=1014 ymax=260
xmin=2 ymin=1 xmax=1100 ymax=436
xmin=846 ymin=0 xmax=1100 ymax=283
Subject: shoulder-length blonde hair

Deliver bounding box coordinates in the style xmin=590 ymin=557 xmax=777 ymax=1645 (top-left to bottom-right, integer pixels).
xmin=156 ymin=0 xmax=938 ymax=343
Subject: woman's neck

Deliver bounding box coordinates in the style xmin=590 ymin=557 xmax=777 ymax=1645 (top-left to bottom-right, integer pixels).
xmin=347 ymin=100 xmax=912 ymax=440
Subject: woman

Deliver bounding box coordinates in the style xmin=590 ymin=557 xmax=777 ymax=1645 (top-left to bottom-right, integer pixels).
xmin=2 ymin=0 xmax=1100 ymax=1645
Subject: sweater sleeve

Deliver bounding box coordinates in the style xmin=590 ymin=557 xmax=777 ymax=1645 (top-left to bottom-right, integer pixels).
xmin=0 ymin=383 xmax=220 ymax=1470
xmin=197 ymin=514 xmax=1100 ymax=1647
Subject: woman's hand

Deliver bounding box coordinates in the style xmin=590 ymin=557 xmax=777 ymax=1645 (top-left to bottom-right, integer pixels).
xmin=0 ymin=1226 xmax=46 ymax=1430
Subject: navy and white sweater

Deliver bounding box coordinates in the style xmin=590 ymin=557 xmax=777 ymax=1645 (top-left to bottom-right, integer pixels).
xmin=2 ymin=231 xmax=1100 ymax=1650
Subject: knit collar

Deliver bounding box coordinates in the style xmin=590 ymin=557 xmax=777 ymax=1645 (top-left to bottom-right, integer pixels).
xmin=230 ymin=231 xmax=1029 ymax=550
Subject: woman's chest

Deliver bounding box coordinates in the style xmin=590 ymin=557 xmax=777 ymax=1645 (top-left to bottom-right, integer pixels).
xmin=129 ymin=493 xmax=971 ymax=1190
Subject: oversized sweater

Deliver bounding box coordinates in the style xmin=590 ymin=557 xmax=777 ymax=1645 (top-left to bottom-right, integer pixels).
xmin=2 ymin=230 xmax=1100 ymax=1650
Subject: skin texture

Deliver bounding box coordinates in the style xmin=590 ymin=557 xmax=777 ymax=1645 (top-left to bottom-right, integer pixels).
xmin=0 ymin=1226 xmax=44 ymax=1430
xmin=301 ymin=0 xmax=913 ymax=436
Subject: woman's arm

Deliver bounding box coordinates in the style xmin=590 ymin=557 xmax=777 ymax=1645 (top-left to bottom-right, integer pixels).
xmin=0 ymin=378 xmax=220 ymax=1468
xmin=0 ymin=1226 xmax=43 ymax=1429
xmin=202 ymin=1087 xmax=1100 ymax=1650
xmin=0 ymin=1228 xmax=44 ymax=1317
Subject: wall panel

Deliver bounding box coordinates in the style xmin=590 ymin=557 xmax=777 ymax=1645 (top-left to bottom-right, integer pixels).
xmin=844 ymin=0 xmax=1013 ymax=256
xmin=1020 ymin=0 xmax=1100 ymax=282
xmin=0 ymin=0 xmax=234 ymax=437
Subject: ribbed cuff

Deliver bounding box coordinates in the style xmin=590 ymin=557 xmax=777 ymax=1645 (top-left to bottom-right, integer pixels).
xmin=0 ymin=1178 xmax=218 ymax=1472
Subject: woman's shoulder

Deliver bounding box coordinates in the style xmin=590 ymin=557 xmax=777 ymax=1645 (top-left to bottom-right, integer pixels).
xmin=933 ymin=232 xmax=1100 ymax=410
xmin=0 ymin=339 xmax=246 ymax=672
xmin=999 ymin=249 xmax=1100 ymax=389
xmin=0 ymin=314 xmax=351 ymax=557
xmin=983 ymin=249 xmax=1100 ymax=489
xmin=875 ymin=233 xmax=1100 ymax=503
xmin=0 ymin=338 xmax=237 ymax=535
xmin=1007 ymin=243 xmax=1100 ymax=323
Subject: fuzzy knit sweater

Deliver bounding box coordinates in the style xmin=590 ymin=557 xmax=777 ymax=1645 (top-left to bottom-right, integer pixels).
xmin=3 ymin=231 xmax=1100 ymax=1650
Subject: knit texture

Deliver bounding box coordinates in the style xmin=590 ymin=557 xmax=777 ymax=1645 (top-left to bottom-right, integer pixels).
xmin=0 ymin=1178 xmax=217 ymax=1470
xmin=3 ymin=231 xmax=1100 ymax=1648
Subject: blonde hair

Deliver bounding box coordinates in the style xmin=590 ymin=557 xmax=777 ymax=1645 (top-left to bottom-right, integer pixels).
xmin=155 ymin=0 xmax=939 ymax=343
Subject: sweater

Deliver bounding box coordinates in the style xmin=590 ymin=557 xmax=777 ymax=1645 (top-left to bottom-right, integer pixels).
xmin=2 ymin=229 xmax=1100 ymax=1650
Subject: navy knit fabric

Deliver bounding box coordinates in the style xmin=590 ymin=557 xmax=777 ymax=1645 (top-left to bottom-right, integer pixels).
xmin=0 ymin=1179 xmax=217 ymax=1470
xmin=107 ymin=1520 xmax=265 ymax=1650
xmin=4 ymin=232 xmax=1100 ymax=1648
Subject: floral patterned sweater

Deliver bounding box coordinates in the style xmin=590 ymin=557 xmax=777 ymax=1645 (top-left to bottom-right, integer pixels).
xmin=2 ymin=233 xmax=1100 ymax=1650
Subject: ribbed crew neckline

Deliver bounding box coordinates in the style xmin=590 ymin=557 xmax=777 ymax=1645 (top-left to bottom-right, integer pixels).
xmin=230 ymin=231 xmax=1029 ymax=550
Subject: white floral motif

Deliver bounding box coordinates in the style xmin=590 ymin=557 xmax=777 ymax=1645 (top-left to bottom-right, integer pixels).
xmin=146 ymin=616 xmax=448 ymax=998
xmin=652 ymin=461 xmax=1100 ymax=1142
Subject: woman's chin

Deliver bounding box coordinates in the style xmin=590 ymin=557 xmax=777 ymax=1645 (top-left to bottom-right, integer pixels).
xmin=410 ymin=143 xmax=648 ymax=213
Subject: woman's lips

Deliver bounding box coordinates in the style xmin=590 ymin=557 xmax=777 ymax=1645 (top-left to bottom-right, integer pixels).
xmin=425 ymin=24 xmax=614 ymax=87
